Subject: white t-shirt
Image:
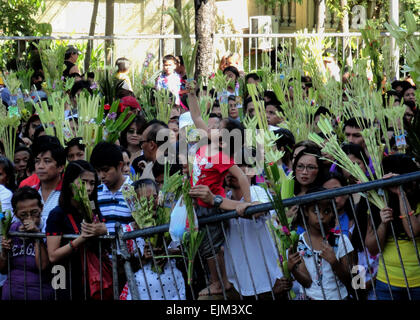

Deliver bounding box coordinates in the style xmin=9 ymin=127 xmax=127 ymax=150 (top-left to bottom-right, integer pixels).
xmin=224 ymin=185 xmax=283 ymax=296
xmin=298 ymin=232 xmax=353 ymax=300
xmin=0 ymin=185 xmax=13 ymax=214
xmin=120 ymin=224 xmax=186 ymax=300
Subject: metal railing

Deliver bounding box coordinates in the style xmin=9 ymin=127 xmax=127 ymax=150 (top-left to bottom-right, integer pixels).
xmin=1 ymin=171 xmax=419 ymax=300
xmin=117 ymin=171 xmax=420 ymax=301
xmin=0 ymin=232 xmax=118 ymax=301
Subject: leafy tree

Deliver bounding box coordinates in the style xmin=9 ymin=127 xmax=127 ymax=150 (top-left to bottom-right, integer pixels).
xmin=0 ymin=0 xmax=51 ymax=70
xmin=0 ymin=0 xmax=49 ymax=36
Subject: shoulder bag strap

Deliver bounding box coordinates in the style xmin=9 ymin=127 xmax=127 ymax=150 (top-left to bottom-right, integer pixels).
xmin=67 ymin=214 xmax=80 ymax=234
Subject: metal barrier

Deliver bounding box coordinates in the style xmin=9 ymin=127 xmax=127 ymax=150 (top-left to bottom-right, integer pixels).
xmin=0 ymin=232 xmax=118 ymax=301
xmin=117 ymin=171 xmax=420 ymax=301
xmin=1 ymin=171 xmax=419 ymax=300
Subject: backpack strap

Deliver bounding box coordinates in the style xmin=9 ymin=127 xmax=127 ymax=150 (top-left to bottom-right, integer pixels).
xmin=67 ymin=214 xmax=80 ymax=234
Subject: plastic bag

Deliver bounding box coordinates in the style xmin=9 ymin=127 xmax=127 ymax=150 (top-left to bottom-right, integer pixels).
xmin=169 ymin=195 xmax=199 ymax=242
xmin=169 ymin=196 xmax=188 ymax=242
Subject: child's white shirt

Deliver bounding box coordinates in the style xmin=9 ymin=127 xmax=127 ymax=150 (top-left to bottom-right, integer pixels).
xmin=297 ymin=232 xmax=353 ymax=300
xmin=121 ymin=225 xmax=186 ymax=300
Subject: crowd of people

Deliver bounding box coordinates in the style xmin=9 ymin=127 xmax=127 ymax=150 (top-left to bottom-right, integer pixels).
xmin=0 ymin=43 xmax=419 ymax=301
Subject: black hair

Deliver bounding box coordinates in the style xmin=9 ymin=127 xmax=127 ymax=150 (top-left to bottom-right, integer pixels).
xmin=58 ymin=160 xmax=100 ymax=218
xmin=11 ymin=186 xmax=43 ymax=213
xmin=212 ymin=100 xmax=221 ymax=110
xmin=314 ymin=106 xmax=331 ymax=119
xmin=143 ymin=120 xmax=169 ymax=147
xmin=243 ymin=96 xmax=254 ymax=115
xmin=0 ymin=156 xmax=17 ymax=192
xmin=14 ymin=145 xmax=33 ymax=159
xmin=208 ymin=112 xmax=222 ymax=120
xmin=382 ymin=154 xmax=420 ymax=240
xmin=343 ymin=117 xmax=370 ymax=130
xmin=14 ymin=145 xmax=34 ymax=184
xmin=116 ymin=57 xmax=131 ymax=72
xmin=234 ymin=147 xmax=257 ymax=185
xmin=176 ymin=55 xmax=184 ymax=66
xmin=132 ymin=178 xmax=157 ymax=193
xmin=292 ymin=140 xmax=320 ymax=162
xmin=31 ymin=135 xmax=66 ymax=167
xmin=33 ymin=125 xmax=46 ymax=141
xmin=383 ymin=90 xmax=402 ymax=107
xmin=292 ymin=146 xmax=324 ymax=195
xmin=222 ymin=66 xmax=239 ymax=80
xmin=245 ymin=73 xmax=260 ymax=83
xmin=299 ymin=186 xmax=337 ymax=247
xmin=163 ymin=54 xmax=177 ymax=64
xmin=64 ymin=137 xmax=86 ymax=157
xmin=322 ymin=172 xmax=354 ymax=220
xmin=23 ymin=114 xmax=41 ymax=140
xmin=265 ymin=100 xmax=283 ymax=113
xmin=391 ymin=80 xmax=406 ymax=91
xmin=90 ymin=142 xmax=123 ymax=169
xmin=119 ymin=115 xmax=147 ymax=149
xmin=263 ymin=90 xmax=279 ymax=104
xmin=404 ymin=100 xmax=416 ymax=112
xmin=341 ymin=143 xmax=369 ymax=167
xmin=227 ymin=95 xmax=236 ymax=103
xmin=152 ymin=161 xmax=165 ymax=180
xmin=301 ymin=76 xmax=313 ymax=88
xmin=31 ymin=70 xmax=45 ymax=83
xmin=220 ymin=118 xmax=245 ymax=157
xmin=70 ymin=80 xmax=93 ymax=99
xmin=179 ymin=92 xmax=189 ymax=109
xmin=274 ymin=128 xmax=295 ymax=167
xmin=354 ymin=153 xmax=420 ymax=247
xmin=400 ymin=82 xmax=416 ymax=95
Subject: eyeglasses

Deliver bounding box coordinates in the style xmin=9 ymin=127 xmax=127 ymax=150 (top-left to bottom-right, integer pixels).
xmin=296 ymin=164 xmax=318 ymax=172
xmin=127 ymin=129 xmax=142 ymax=135
xmin=18 ymin=209 xmax=41 ymax=219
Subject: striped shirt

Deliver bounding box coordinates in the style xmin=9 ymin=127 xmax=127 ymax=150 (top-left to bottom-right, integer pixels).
xmin=30 ymin=179 xmax=62 ymax=233
xmin=97 ymin=176 xmax=133 ymax=234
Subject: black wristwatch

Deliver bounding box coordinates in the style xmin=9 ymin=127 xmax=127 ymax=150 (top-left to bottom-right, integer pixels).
xmin=213 ymin=195 xmax=223 ymax=208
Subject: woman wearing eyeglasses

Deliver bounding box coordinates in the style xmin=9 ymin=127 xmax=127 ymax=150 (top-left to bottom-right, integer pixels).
xmin=286 ymin=146 xmax=325 ymax=231
xmin=119 ymin=116 xmax=147 ymax=164
xmin=0 ymin=187 xmax=54 ymax=300
xmin=293 ymin=146 xmax=325 ymax=197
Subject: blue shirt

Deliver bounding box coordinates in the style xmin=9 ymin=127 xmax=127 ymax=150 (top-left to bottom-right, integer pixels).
xmin=97 ymin=176 xmax=133 ymax=234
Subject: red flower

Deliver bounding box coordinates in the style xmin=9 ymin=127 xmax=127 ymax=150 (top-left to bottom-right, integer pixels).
xmin=104 ymin=104 xmax=111 ymax=111
xmin=268 ymin=162 xmax=274 ymax=166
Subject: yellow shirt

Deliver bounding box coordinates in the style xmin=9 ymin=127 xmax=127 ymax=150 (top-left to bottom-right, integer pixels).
xmin=377 ymin=204 xmax=420 ymax=287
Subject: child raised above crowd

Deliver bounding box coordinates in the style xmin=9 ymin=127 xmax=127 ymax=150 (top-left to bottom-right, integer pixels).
xmin=186 ymin=80 xmax=251 ymax=296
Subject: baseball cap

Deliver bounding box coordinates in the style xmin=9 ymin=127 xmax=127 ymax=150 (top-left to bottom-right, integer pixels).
xmin=66 ymin=45 xmax=82 ymax=55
